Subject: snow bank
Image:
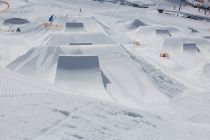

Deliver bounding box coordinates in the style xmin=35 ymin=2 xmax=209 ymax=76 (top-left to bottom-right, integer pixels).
xmin=125 ymin=19 xmax=147 ymax=30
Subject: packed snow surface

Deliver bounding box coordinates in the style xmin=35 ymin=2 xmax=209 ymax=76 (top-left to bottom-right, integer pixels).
xmin=1 ymin=0 xmax=210 ymax=139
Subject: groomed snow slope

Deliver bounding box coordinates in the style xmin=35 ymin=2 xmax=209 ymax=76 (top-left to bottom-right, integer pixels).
xmin=1 ymin=0 xmax=210 ymax=139
xmin=0 ymin=68 xmax=210 ymax=140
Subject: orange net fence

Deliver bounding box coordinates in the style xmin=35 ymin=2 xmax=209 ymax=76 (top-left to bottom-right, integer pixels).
xmin=160 ymin=52 xmax=170 ymax=58
xmin=43 ymin=22 xmax=64 ymax=30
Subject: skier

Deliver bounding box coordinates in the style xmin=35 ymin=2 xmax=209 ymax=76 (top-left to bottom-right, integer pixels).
xmin=178 ymin=4 xmax=181 ymax=11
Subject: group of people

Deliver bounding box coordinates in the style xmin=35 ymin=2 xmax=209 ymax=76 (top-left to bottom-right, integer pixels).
xmin=173 ymin=4 xmax=182 ymax=11
xmin=8 ymin=27 xmax=21 ymax=33
xmin=173 ymin=2 xmax=210 ymax=15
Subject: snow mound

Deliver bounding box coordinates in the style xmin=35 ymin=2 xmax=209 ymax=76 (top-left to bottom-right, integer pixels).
xmin=125 ymin=19 xmax=146 ymax=30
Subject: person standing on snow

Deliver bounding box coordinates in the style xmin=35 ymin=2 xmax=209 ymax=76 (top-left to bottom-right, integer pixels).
xmin=49 ymin=15 xmax=55 ymax=26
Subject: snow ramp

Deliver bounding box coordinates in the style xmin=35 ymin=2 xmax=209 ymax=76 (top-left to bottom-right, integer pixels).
xmin=183 ymin=43 xmax=200 ymax=54
xmin=7 ymin=46 xmax=63 ymax=83
xmin=202 ymin=63 xmax=210 ymax=81
xmin=125 ymin=19 xmax=147 ymax=30
xmin=55 ymin=55 xmax=112 ymax=101
xmin=162 ymin=38 xmax=210 ymax=56
xmin=65 ymin=22 xmax=84 ymax=32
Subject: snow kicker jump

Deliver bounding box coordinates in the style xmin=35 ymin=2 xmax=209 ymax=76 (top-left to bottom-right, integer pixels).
xmin=55 ymin=55 xmax=112 ymax=101
xmin=65 ymin=22 xmax=84 ymax=32
xmin=56 ymin=55 xmax=100 ymax=70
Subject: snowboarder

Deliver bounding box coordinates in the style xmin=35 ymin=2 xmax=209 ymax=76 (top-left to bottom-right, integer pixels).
xmin=16 ymin=27 xmax=21 ymax=32
xmin=48 ymin=15 xmax=55 ymax=27
xmin=49 ymin=15 xmax=55 ymax=23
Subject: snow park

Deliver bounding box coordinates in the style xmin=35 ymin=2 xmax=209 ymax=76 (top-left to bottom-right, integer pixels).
xmin=1 ymin=0 xmax=210 ymax=139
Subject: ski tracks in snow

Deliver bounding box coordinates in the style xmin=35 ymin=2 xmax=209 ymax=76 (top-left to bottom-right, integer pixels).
xmin=121 ymin=45 xmax=188 ymax=98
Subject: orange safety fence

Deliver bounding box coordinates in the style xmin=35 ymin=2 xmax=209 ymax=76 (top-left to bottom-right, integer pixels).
xmin=160 ymin=52 xmax=170 ymax=58
xmin=133 ymin=41 xmax=141 ymax=48
xmin=43 ymin=22 xmax=63 ymax=30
